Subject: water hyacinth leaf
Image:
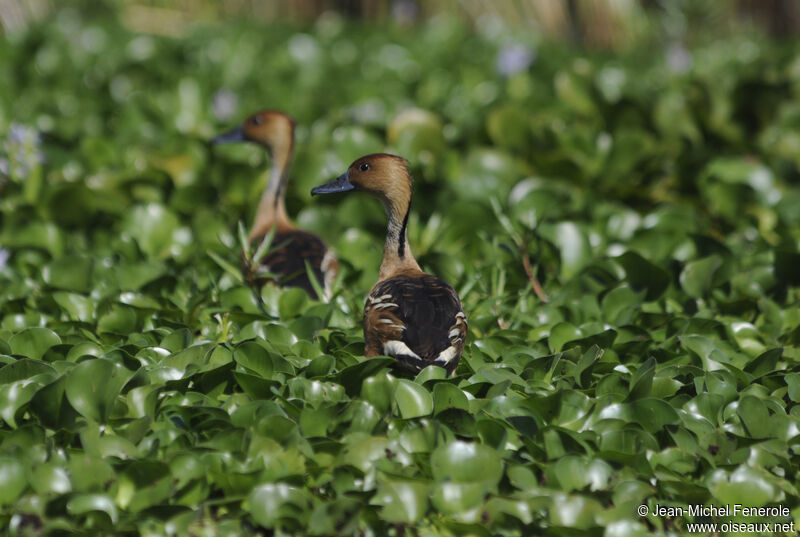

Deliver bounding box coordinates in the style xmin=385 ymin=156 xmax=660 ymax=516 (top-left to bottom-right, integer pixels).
xmin=360 ymin=370 xmax=396 ymax=413
xmin=709 ymin=466 xmax=778 ymax=507
xmin=374 ymin=478 xmax=429 ymax=523
xmin=67 ymin=493 xmax=118 ymax=524
xmin=430 ymin=482 xmax=490 ymax=514
xmin=233 ymin=340 xmax=274 ymax=378
xmin=787 ymin=374 xmax=800 ymax=402
xmin=97 ymin=304 xmax=138 ymax=334
xmin=121 ymin=203 xmax=182 ymax=258
xmin=615 ymin=251 xmax=670 ymax=300
xmin=431 ymin=440 xmax=503 ymax=485
xmin=628 ymin=398 xmax=679 ymax=433
xmin=0 ymin=358 xmax=56 ymax=384
xmin=680 ymin=255 xmax=724 ymax=298
xmin=736 ymin=395 xmax=773 ymax=439
xmin=540 ymin=222 xmax=592 ymax=281
xmin=743 ymin=347 xmax=781 ymax=377
xmin=729 ymin=322 xmax=766 ymax=357
xmin=549 ymin=322 xmax=581 ymax=353
xmin=0 ymin=457 xmax=28 ymax=504
xmin=53 ymin=291 xmax=95 ymax=322
xmin=432 ymin=382 xmax=469 ymax=415
xmin=414 ymin=365 xmax=447 ymax=384
xmin=338 ymin=357 xmax=395 ymax=395
xmin=387 ymin=108 xmax=445 ymax=161
xmin=278 ymin=287 xmax=309 ymax=318
xmin=626 ymin=357 xmax=654 ymax=400
xmin=65 ymin=359 xmax=135 ymax=423
xmin=42 ymin=255 xmax=93 ymax=292
xmin=248 ymin=483 xmax=312 ymax=528
xmin=394 ymin=379 xmax=433 ymax=419
xmin=0 ymin=381 xmax=41 ymax=427
xmin=9 ymin=328 xmax=61 ymax=360
xmin=774 ymin=250 xmax=800 ymax=286
xmin=30 ymin=462 xmax=72 ymax=494
xmin=29 ymin=376 xmax=79 ymax=430
xmin=549 ymin=492 xmax=602 ymax=529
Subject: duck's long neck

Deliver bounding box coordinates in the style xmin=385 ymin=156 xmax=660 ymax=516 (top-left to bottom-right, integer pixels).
xmin=378 ymin=194 xmax=421 ymax=280
xmin=250 ymin=138 xmax=293 ymax=240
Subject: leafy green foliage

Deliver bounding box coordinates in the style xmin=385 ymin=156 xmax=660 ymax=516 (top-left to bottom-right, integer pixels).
xmin=1 ymin=7 xmax=800 ymax=536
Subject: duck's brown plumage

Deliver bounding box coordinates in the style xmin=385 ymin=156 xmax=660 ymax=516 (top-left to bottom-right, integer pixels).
xmin=214 ymin=110 xmax=336 ymax=299
xmin=311 ymin=153 xmax=467 ymax=374
xmin=245 ymin=229 xmax=331 ymax=296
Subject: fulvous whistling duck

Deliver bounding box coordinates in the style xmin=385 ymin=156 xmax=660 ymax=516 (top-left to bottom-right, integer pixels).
xmin=311 ymin=154 xmax=467 ymax=375
xmin=213 ymin=110 xmax=336 ymax=299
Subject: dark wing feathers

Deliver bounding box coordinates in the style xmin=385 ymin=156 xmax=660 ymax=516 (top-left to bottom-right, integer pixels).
xmin=364 ymin=273 xmax=465 ymax=373
xmin=244 ymin=230 xmax=329 ymax=298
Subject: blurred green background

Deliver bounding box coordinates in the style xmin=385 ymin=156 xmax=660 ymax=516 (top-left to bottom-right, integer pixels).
xmin=1 ymin=1 xmax=800 ymax=536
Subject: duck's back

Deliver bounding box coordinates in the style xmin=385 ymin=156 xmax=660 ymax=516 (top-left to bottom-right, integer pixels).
xmin=247 ymin=230 xmax=330 ymax=298
xmin=364 ymin=272 xmax=466 ymax=374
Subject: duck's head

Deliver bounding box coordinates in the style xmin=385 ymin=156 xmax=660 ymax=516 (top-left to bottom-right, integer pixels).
xmin=311 ymin=153 xmax=411 ymax=204
xmin=212 ymin=110 xmax=295 ymax=150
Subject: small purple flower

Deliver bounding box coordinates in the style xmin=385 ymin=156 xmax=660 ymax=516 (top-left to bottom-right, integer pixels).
xmin=3 ymin=123 xmax=44 ymax=180
xmin=212 ymin=89 xmax=238 ymax=122
xmin=0 ymin=248 xmax=9 ymax=268
xmin=667 ymin=43 xmax=692 ymax=74
xmin=392 ymin=0 xmax=419 ymax=25
xmin=496 ymin=43 xmax=535 ymax=77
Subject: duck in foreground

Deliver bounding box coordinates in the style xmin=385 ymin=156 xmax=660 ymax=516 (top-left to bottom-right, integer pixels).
xmin=213 ymin=110 xmax=336 ymax=299
xmin=311 ymin=153 xmax=467 ymax=375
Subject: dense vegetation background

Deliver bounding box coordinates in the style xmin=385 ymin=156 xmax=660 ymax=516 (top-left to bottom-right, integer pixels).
xmin=1 ymin=2 xmax=800 ymax=535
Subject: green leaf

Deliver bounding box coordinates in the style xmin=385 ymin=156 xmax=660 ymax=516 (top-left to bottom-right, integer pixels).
xmin=279 ymin=288 xmax=309 ymax=318
xmin=431 ymin=440 xmax=503 ymax=485
xmin=65 ymin=359 xmax=135 ymax=422
xmin=709 ymin=466 xmax=778 ymax=507
xmin=433 ymin=383 xmax=469 ymax=415
xmin=627 ymin=358 xmax=655 ymax=400
xmin=549 ymin=322 xmax=581 ymax=353
xmin=374 ymin=478 xmax=429 ymax=523
xmin=736 ymin=395 xmax=772 ymax=439
xmin=248 ymin=483 xmax=312 ymax=529
xmin=0 ymin=358 xmax=56 ymax=384
xmin=233 ymin=341 xmax=274 ymax=378
xmin=393 ymin=379 xmax=433 ymax=419
xmin=0 ymin=457 xmax=28 ymax=504
xmin=97 ymin=304 xmax=138 ymax=334
xmin=9 ymin=328 xmax=61 ymax=360
xmin=361 ymin=371 xmax=396 ymax=413
xmin=541 ymin=222 xmax=592 ymax=280
xmin=30 ymin=462 xmax=72 ymax=494
xmin=67 ymin=493 xmax=118 ymax=524
xmin=616 ymin=251 xmax=670 ymax=300
xmin=680 ymin=255 xmax=724 ymax=298
xmin=42 ymin=255 xmax=93 ymax=292
xmin=121 ymin=203 xmax=184 ymax=258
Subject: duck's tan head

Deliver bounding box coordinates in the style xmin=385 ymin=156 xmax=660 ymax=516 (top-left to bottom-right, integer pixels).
xmin=212 ymin=110 xmax=295 ymax=151
xmin=311 ymin=153 xmax=411 ymax=204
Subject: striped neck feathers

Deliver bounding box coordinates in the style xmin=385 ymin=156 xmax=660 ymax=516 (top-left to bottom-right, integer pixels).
xmin=377 ymin=176 xmax=420 ymax=280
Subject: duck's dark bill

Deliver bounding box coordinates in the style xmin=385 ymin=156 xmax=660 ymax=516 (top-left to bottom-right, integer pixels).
xmin=311 ymin=173 xmax=355 ymax=195
xmin=211 ymin=126 xmax=245 ymax=144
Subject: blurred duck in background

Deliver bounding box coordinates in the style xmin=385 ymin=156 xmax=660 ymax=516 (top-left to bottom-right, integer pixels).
xmin=213 ymin=110 xmax=336 ymax=299
xmin=311 ymin=153 xmax=467 ymax=375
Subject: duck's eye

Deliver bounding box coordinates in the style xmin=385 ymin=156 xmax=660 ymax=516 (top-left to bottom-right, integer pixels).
xmin=359 ymin=163 xmax=370 ymax=172
xmin=251 ymin=116 xmax=263 ymax=126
